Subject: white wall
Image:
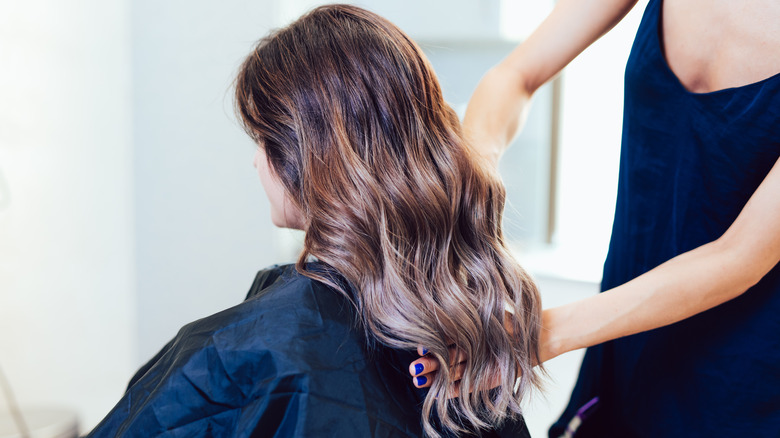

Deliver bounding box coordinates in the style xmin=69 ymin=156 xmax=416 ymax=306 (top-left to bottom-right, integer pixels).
xmin=0 ymin=0 xmax=284 ymax=431
xmin=553 ymin=1 xmax=649 ymax=275
xmin=131 ymin=0 xmax=281 ymax=366
xmin=0 ymin=0 xmax=136 ymax=429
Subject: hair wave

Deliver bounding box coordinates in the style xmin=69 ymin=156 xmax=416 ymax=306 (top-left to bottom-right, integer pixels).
xmin=235 ymin=5 xmax=543 ymax=436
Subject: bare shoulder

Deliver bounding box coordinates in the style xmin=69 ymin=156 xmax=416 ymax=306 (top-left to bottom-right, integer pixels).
xmin=662 ymin=0 xmax=780 ymax=93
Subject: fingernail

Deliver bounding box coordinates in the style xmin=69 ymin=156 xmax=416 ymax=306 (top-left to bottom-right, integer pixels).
xmin=416 ymin=376 xmax=427 ymax=386
xmin=414 ymin=363 xmax=424 ymax=375
xmin=422 ymin=348 xmax=428 ymax=355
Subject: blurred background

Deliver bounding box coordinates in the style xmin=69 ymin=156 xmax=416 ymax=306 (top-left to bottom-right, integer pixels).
xmin=0 ymin=0 xmax=647 ymax=436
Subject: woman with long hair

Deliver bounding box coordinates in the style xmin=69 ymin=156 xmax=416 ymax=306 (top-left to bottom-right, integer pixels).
xmin=87 ymin=4 xmax=543 ymax=437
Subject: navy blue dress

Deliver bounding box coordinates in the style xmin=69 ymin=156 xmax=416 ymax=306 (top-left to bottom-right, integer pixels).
xmin=86 ymin=264 xmax=531 ymax=437
xmin=551 ymin=0 xmax=780 ymax=436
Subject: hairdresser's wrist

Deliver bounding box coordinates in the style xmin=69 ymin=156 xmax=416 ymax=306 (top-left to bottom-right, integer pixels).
xmin=538 ymin=307 xmax=571 ymax=363
xmin=506 ymin=305 xmax=569 ymax=364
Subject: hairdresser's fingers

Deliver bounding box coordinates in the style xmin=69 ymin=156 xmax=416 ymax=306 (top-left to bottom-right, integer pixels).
xmin=411 ymin=360 xmax=469 ymax=397
xmin=409 ymin=346 xmax=467 ymax=377
xmin=413 ymin=371 xmax=435 ymax=388
xmin=409 ymin=349 xmax=447 ymax=376
xmin=409 ymin=356 xmax=437 ymax=377
xmin=412 ymin=370 xmax=472 ymax=393
xmin=411 ymin=346 xmax=436 ymax=376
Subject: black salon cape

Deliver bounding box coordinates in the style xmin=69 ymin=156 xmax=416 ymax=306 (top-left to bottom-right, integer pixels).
xmin=86 ymin=264 xmax=530 ymax=437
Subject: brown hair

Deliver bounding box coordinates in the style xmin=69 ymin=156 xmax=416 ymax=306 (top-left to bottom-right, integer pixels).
xmin=235 ymin=4 xmax=542 ymax=436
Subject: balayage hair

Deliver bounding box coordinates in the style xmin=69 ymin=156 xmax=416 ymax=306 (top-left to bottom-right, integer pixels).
xmin=234 ymin=4 xmax=543 ymax=437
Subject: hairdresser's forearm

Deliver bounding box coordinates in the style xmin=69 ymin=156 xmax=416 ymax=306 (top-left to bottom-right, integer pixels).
xmin=540 ymin=239 xmax=761 ymax=362
xmin=540 ymin=159 xmax=780 ymax=362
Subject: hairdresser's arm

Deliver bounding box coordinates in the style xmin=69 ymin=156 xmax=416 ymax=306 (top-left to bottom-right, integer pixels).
xmin=540 ymin=157 xmax=780 ymax=361
xmin=463 ymin=0 xmax=638 ymax=165
xmin=410 ymin=158 xmax=780 ymax=385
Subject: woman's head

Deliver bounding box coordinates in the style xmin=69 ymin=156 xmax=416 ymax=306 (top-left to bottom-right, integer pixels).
xmin=237 ymin=3 xmax=459 ymax=232
xmin=236 ymin=4 xmax=542 ymax=436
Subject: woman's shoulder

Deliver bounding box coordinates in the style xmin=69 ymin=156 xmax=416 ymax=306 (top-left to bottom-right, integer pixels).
xmin=88 ymin=264 xmax=371 ymax=437
xmin=241 ymin=262 xmax=352 ymax=314
xmin=174 ymin=262 xmax=359 ymax=368
xmin=133 ymin=263 xmax=355 ymax=374
xmin=243 ymin=263 xmax=299 ymax=300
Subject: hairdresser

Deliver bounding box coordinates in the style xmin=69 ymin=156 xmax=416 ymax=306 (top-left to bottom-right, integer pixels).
xmin=410 ymin=0 xmax=780 ymax=436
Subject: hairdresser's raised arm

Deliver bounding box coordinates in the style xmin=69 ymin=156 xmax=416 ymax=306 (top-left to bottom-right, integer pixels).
xmin=463 ymin=0 xmax=638 ymax=166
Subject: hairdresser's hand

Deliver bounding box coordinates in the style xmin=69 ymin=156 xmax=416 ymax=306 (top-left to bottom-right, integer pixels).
xmin=409 ymin=308 xmax=557 ymax=395
xmin=409 ymin=310 xmax=510 ymax=393
xmin=409 ymin=337 xmax=517 ymax=397
xmin=408 ymin=345 xmax=476 ymax=397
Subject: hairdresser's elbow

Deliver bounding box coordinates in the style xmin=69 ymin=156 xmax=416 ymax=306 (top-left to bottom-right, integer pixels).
xmin=711 ymin=234 xmax=774 ymax=295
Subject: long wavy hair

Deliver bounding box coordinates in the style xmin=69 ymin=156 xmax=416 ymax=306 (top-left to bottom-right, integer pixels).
xmin=235 ymin=4 xmax=542 ymax=436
